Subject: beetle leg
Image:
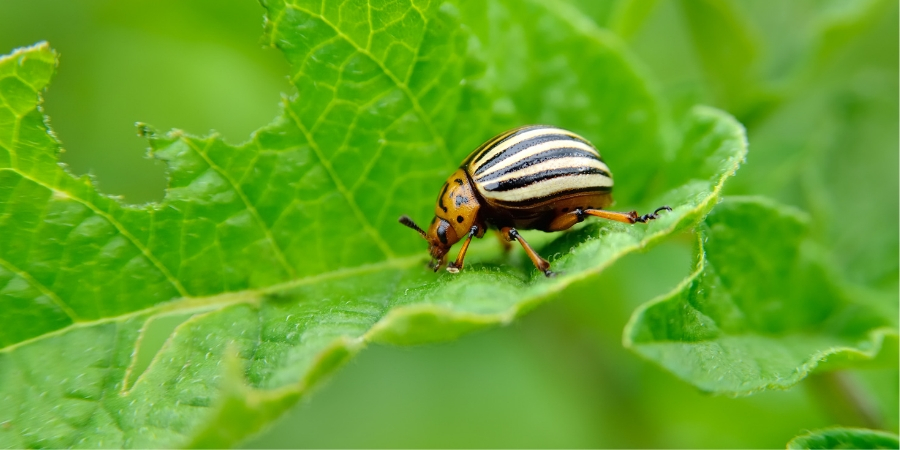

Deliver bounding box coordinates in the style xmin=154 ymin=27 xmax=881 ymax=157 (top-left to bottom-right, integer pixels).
xmin=494 ymin=230 xmax=513 ymax=253
xmin=546 ymin=208 xmax=587 ymax=232
xmin=447 ymin=226 xmax=479 ymax=273
xmin=584 ymin=206 xmax=672 ymax=224
xmin=500 ymin=227 xmax=555 ymax=278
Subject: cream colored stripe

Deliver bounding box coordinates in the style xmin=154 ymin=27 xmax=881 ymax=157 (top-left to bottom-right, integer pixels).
xmin=480 ymin=156 xmax=609 ymax=185
xmin=470 ymin=127 xmax=591 ymax=172
xmin=469 ymin=128 xmax=519 ymax=162
xmin=475 ymin=139 xmax=603 ymax=179
xmin=484 ymin=174 xmax=613 ymax=203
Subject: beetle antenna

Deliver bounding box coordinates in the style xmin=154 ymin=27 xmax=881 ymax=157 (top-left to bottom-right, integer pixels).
xmin=399 ymin=215 xmax=427 ymax=239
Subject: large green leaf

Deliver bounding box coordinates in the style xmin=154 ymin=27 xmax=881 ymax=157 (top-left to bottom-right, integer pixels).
xmin=625 ymin=197 xmax=898 ymax=395
xmin=0 ymin=0 xmax=746 ymax=447
xmin=787 ymin=427 xmax=900 ymax=449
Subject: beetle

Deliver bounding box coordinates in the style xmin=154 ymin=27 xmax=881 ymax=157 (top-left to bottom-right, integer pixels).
xmin=399 ymin=125 xmax=671 ymax=277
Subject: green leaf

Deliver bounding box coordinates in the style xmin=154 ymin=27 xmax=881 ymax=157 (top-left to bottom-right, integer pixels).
xmin=625 ymin=197 xmax=898 ymax=395
xmin=0 ymin=0 xmax=746 ymax=446
xmin=787 ymin=427 xmax=900 ymax=449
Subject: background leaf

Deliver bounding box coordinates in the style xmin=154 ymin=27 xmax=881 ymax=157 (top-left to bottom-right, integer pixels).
xmin=625 ymin=197 xmax=898 ymax=395
xmin=0 ymin=0 xmax=747 ymax=446
xmin=787 ymin=427 xmax=900 ymax=450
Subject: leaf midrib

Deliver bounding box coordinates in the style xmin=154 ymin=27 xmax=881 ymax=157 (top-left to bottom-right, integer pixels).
xmin=0 ymin=254 xmax=423 ymax=354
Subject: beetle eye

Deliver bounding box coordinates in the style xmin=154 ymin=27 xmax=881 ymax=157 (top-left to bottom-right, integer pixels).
xmin=436 ymin=219 xmax=450 ymax=245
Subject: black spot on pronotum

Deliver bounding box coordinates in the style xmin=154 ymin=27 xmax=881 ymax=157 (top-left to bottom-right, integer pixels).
xmin=454 ymin=178 xmax=464 ymax=185
xmin=436 ymin=219 xmax=450 ymax=244
xmin=456 ymin=215 xmax=464 ymax=223
xmin=454 ymin=195 xmax=469 ymax=207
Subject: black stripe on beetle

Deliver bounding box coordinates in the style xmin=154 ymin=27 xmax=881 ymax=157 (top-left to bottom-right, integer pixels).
xmin=473 ymin=133 xmax=585 ymax=176
xmin=475 ymin=148 xmax=609 ymax=183
xmin=481 ymin=166 xmax=611 ymax=192
xmin=489 ymin=185 xmax=613 ymax=207
xmin=469 ymin=126 xmax=537 ymax=164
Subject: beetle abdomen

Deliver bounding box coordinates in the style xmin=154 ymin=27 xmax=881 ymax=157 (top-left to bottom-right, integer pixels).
xmin=465 ymin=125 xmax=613 ymax=207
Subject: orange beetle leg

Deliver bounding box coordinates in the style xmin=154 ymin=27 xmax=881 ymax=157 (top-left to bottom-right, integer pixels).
xmin=546 ymin=210 xmax=583 ymax=232
xmin=447 ymin=226 xmax=479 ymax=273
xmin=501 ymin=227 xmax=554 ymax=278
xmin=584 ymin=206 xmax=672 ymax=224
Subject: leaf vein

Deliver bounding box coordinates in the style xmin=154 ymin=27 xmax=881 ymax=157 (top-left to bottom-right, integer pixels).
xmin=0 ymin=168 xmax=190 ymax=299
xmin=365 ymin=0 xmax=373 ymax=50
xmin=183 ymin=138 xmax=297 ymax=279
xmin=350 ymin=106 xmax=433 ymax=193
xmin=0 ymin=255 xmax=79 ymax=322
xmin=283 ymin=102 xmax=395 ymax=258
xmin=284 ymin=2 xmax=454 ymax=165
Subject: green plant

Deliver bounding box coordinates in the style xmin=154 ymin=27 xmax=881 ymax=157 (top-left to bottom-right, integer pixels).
xmin=0 ymin=0 xmax=896 ymax=448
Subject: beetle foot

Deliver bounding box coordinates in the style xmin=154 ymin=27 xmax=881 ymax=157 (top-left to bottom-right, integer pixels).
xmin=636 ymin=205 xmax=673 ymax=223
xmin=446 ymin=263 xmax=460 ymax=274
xmin=543 ymin=269 xmax=557 ymax=278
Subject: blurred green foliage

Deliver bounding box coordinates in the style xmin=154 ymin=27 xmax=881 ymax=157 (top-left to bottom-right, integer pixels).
xmin=0 ymin=0 xmax=896 ymax=448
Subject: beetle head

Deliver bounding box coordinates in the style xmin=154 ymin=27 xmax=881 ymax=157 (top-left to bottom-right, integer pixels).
xmin=399 ymin=170 xmax=481 ymax=272
xmin=399 ymin=215 xmax=458 ymax=271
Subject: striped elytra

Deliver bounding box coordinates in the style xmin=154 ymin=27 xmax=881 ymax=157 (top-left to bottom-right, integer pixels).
xmin=465 ymin=125 xmax=613 ymax=208
xmin=399 ymin=125 xmax=671 ymax=278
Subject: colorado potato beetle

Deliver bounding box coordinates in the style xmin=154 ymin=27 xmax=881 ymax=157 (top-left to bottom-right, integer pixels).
xmin=399 ymin=125 xmax=671 ymax=277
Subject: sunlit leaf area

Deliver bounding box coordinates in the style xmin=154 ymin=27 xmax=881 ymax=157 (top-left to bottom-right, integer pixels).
xmin=0 ymin=0 xmax=896 ymax=448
